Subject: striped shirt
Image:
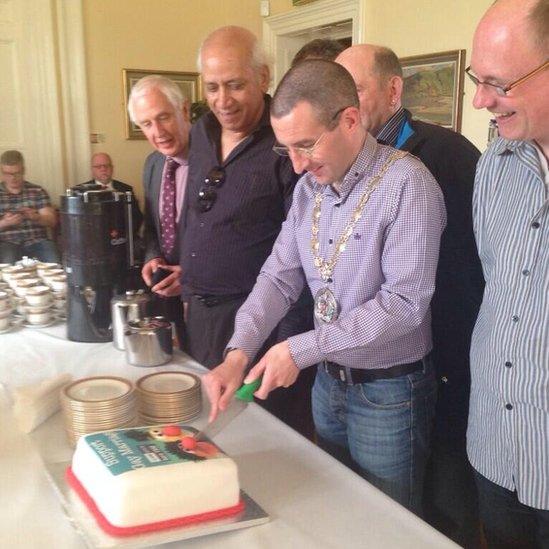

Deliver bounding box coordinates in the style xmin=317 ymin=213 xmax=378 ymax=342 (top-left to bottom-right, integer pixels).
xmin=0 ymin=181 xmax=50 ymax=245
xmin=468 ymin=137 xmax=549 ymax=510
xmin=228 ymin=133 xmax=446 ymax=371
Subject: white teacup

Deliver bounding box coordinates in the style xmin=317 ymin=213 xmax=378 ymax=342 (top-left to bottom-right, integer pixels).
xmin=36 ymin=263 xmax=61 ymax=278
xmin=24 ymin=305 xmax=53 ymax=325
xmin=25 ymin=286 xmax=53 ymax=307
xmin=14 ymin=278 xmax=41 ymax=297
xmin=3 ymin=267 xmax=25 ymax=285
xmin=42 ymin=269 xmax=65 ymax=286
xmin=49 ymin=275 xmax=67 ymax=293
xmin=0 ymin=291 xmax=12 ymax=312
xmin=0 ymin=309 xmax=11 ymax=330
xmin=8 ymin=272 xmax=33 ymax=289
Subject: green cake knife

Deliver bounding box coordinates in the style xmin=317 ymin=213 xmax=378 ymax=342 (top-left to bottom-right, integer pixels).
xmin=194 ymin=378 xmax=262 ymax=441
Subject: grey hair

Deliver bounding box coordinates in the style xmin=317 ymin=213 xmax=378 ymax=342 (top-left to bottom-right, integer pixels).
xmin=196 ymin=26 xmax=270 ymax=73
xmin=127 ymin=75 xmax=186 ymax=124
xmin=271 ymin=59 xmax=359 ymax=127
xmin=0 ymin=150 xmax=24 ymax=167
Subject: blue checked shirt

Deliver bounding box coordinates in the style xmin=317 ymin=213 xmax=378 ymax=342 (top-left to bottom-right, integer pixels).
xmin=227 ymin=133 xmax=446 ymax=372
xmin=468 ymin=137 xmax=549 ymax=510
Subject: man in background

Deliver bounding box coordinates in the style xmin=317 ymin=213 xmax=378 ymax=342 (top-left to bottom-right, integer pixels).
xmin=128 ymin=75 xmax=191 ymax=341
xmin=337 ymin=45 xmax=484 ymax=546
xmin=0 ymin=150 xmax=59 ymax=263
xmin=81 ymin=152 xmax=143 ymax=238
xmin=291 ymin=38 xmax=345 ymax=66
xmin=466 ymin=0 xmax=548 ymax=546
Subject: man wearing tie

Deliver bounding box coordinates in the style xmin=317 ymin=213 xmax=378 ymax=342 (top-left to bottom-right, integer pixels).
xmin=127 ymin=75 xmax=191 ymax=341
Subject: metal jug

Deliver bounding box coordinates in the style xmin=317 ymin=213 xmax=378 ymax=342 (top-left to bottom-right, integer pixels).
xmin=124 ymin=316 xmax=173 ymax=367
xmin=111 ymin=290 xmax=151 ymax=350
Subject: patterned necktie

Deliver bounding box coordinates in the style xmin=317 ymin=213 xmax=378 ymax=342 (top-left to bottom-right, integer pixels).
xmin=160 ymin=157 xmax=178 ymax=258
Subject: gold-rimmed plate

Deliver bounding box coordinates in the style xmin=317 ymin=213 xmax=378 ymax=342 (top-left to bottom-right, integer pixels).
xmin=64 ymin=377 xmax=133 ymax=403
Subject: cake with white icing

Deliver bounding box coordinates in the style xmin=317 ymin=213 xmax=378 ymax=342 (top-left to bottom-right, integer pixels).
xmin=67 ymin=424 xmax=243 ymax=535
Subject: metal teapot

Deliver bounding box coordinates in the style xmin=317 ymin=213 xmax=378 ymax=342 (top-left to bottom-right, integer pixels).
xmin=124 ymin=316 xmax=173 ymax=367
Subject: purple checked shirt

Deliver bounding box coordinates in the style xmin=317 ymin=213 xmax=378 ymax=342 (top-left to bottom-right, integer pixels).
xmin=227 ymin=133 xmax=446 ymax=371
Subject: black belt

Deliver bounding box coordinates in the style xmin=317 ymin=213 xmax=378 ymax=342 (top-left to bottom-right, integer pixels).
xmin=192 ymin=293 xmax=247 ymax=308
xmin=323 ymin=359 xmax=423 ymax=384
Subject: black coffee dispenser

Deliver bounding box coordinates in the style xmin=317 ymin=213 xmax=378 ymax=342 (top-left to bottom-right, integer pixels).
xmin=60 ymin=184 xmax=136 ymax=342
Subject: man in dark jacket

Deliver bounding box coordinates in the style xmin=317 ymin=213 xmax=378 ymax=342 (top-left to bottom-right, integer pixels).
xmin=337 ymin=45 xmax=485 ymax=546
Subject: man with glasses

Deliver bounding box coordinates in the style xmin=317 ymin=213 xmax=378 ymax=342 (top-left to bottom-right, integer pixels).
xmin=466 ymin=1 xmax=549 ymax=546
xmin=81 ymin=152 xmax=143 ymax=239
xmin=336 ymin=45 xmax=484 ymax=545
xmin=204 ymin=59 xmax=446 ymax=514
xmin=128 ymin=75 xmax=191 ymax=343
xmin=0 ymin=150 xmax=59 ymax=263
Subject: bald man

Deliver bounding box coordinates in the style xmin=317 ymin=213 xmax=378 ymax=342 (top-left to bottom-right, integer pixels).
xmin=337 ymin=44 xmax=484 ymax=545
xmin=466 ymin=1 xmax=549 ymax=546
xmin=82 ymin=152 xmax=143 ymax=237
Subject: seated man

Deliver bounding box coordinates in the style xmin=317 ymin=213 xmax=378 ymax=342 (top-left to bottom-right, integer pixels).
xmin=81 ymin=152 xmax=143 ymax=237
xmin=0 ymin=150 xmax=59 ymax=263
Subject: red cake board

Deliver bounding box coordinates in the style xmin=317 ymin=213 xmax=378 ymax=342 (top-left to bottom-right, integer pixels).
xmin=65 ymin=467 xmax=245 ymax=537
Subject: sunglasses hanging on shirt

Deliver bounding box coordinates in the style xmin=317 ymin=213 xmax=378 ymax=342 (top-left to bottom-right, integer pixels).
xmin=197 ymin=167 xmax=225 ymax=212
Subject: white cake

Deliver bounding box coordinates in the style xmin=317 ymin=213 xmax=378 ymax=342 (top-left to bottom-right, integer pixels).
xmin=69 ymin=424 xmax=241 ymax=532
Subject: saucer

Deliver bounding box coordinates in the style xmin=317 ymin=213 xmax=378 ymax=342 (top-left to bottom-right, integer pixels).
xmin=0 ymin=317 xmax=24 ymax=334
xmin=22 ymin=318 xmax=58 ymax=329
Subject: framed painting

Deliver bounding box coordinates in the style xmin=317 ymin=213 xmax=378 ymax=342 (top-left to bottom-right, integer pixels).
xmin=399 ymin=50 xmax=466 ymax=132
xmin=122 ymin=69 xmax=201 ymax=140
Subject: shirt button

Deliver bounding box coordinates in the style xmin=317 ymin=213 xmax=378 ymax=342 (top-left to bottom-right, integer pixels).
xmin=522 ymin=269 xmax=530 ymax=276
xmin=505 ymin=403 xmax=513 ymax=410
xmin=199 ymin=222 xmax=205 ymax=228
xmin=329 ymin=239 xmax=333 ymax=244
xmin=505 ymin=361 xmax=513 ymax=368
xmin=531 ymin=221 xmax=540 ymax=229
xmin=512 ymin=315 xmax=519 ymax=322
xmin=191 ymin=252 xmax=196 ymax=258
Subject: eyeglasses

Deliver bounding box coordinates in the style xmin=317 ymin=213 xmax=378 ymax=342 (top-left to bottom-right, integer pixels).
xmin=272 ymin=105 xmax=351 ymax=158
xmin=465 ymin=59 xmax=549 ymax=97
xmin=92 ymin=164 xmax=112 ymax=169
xmin=197 ymin=167 xmax=225 ymax=212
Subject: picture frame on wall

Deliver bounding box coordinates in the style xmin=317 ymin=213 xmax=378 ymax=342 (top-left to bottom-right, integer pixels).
xmin=399 ymin=49 xmax=466 ymax=132
xmin=122 ymin=68 xmax=201 ymax=140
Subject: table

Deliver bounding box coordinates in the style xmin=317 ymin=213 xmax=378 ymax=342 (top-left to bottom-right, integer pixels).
xmin=0 ymin=324 xmax=459 ymax=548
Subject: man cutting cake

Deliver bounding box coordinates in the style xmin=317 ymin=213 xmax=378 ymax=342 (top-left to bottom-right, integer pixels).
xmin=204 ymin=59 xmax=446 ymax=515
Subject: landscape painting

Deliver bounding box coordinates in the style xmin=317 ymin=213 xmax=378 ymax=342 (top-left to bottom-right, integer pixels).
xmin=400 ymin=50 xmax=465 ymax=132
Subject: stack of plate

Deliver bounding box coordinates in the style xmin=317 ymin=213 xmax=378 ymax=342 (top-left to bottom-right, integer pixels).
xmin=136 ymin=371 xmax=202 ymax=425
xmin=61 ymin=376 xmax=137 ymax=446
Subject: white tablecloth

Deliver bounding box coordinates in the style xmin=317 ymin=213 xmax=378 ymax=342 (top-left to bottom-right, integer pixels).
xmin=0 ymin=324 xmax=458 ymax=548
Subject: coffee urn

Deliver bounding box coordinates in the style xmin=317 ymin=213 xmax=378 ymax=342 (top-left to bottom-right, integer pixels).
xmin=60 ymin=184 xmax=135 ymax=342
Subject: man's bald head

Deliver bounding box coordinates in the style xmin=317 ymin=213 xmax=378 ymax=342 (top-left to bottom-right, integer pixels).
xmin=198 ymin=26 xmax=270 ymax=136
xmin=336 ymin=45 xmax=404 ymax=135
xmin=91 ymin=152 xmax=113 ymax=184
xmin=471 ymin=0 xmax=549 ymax=151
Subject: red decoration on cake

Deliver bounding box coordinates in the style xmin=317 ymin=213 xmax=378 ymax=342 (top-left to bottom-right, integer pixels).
xmin=65 ymin=467 xmax=245 ymax=537
xmin=162 ymin=425 xmax=182 ymax=437
xmin=180 ymin=436 xmax=197 ymax=450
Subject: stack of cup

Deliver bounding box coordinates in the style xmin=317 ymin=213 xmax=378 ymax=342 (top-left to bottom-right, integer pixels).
xmin=22 ymin=285 xmax=56 ymax=326
xmin=60 ymin=376 xmax=137 ymax=446
xmin=136 ymin=371 xmax=202 ymax=425
xmin=0 ymin=290 xmax=13 ymax=331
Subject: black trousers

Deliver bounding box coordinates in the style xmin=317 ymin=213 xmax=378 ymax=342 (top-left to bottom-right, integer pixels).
xmin=183 ymin=293 xmax=316 ymax=440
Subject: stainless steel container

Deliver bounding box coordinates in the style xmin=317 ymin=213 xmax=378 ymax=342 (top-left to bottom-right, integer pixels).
xmin=111 ymin=290 xmax=150 ymax=350
xmin=124 ymin=316 xmax=173 ymax=367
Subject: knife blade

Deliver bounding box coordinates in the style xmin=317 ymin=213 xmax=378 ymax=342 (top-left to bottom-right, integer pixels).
xmin=195 ymin=377 xmax=262 ymax=441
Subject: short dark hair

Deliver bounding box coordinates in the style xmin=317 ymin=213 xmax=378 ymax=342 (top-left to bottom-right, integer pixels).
xmin=272 ymin=59 xmax=359 ymax=128
xmin=291 ymin=39 xmax=346 ymax=66
xmin=0 ymin=150 xmax=24 ymax=167
xmin=528 ymin=0 xmax=549 ymax=54
xmin=372 ymin=46 xmax=403 ymax=80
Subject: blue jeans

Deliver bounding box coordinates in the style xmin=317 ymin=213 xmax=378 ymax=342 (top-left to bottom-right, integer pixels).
xmin=312 ymin=357 xmax=436 ymax=515
xmin=0 ymin=239 xmax=59 ymax=263
xmin=475 ymin=470 xmax=549 ymax=548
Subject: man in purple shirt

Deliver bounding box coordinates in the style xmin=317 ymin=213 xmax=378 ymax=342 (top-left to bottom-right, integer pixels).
xmin=204 ymin=60 xmax=446 ymax=514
